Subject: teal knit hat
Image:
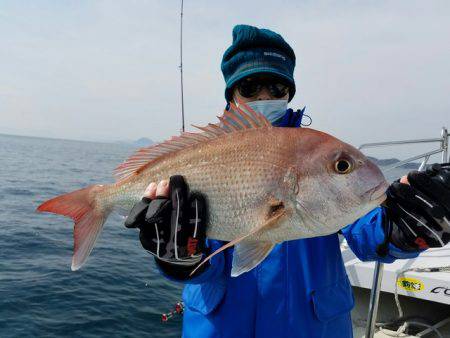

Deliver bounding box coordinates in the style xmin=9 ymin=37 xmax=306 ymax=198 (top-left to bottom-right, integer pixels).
xmin=221 ymin=24 xmax=296 ymax=102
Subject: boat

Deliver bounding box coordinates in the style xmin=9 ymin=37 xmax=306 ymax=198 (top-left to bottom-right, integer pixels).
xmin=345 ymin=127 xmax=450 ymax=337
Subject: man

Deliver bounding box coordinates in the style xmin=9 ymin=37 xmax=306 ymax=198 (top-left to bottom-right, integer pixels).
xmin=125 ymin=25 xmax=450 ymax=337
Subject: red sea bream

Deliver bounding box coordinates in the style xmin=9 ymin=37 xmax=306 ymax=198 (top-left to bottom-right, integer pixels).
xmin=37 ymin=101 xmax=388 ymax=276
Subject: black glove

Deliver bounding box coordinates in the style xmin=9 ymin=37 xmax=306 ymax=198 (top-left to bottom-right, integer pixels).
xmin=125 ymin=175 xmax=209 ymax=279
xmin=384 ymin=163 xmax=450 ymax=251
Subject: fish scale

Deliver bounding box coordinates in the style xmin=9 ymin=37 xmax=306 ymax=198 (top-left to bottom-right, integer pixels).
xmin=107 ymin=132 xmax=291 ymax=240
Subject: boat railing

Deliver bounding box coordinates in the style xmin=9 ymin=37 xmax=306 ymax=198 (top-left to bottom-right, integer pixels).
xmin=359 ymin=127 xmax=449 ymax=338
xmin=359 ymin=127 xmax=449 ymax=172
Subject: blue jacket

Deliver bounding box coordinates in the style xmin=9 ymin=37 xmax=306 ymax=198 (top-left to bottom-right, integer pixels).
xmin=161 ymin=109 xmax=419 ymax=338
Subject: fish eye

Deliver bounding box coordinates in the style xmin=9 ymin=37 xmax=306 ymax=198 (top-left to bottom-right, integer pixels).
xmin=334 ymin=159 xmax=353 ymax=174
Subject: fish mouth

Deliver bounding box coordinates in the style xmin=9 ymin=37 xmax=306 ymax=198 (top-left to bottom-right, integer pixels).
xmin=367 ymin=181 xmax=389 ymax=202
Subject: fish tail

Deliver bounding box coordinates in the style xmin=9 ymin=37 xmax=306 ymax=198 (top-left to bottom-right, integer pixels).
xmin=37 ymin=184 xmax=111 ymax=271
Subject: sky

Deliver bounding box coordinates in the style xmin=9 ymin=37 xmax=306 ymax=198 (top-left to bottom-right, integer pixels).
xmin=1 ymin=1 xmax=449 ymax=159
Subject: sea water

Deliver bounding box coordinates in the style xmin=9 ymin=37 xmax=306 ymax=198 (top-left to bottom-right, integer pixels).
xmin=0 ymin=133 xmax=412 ymax=337
xmin=0 ymin=134 xmax=183 ymax=338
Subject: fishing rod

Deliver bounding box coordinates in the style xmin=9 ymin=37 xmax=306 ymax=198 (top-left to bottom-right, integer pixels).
xmin=179 ymin=0 xmax=185 ymax=132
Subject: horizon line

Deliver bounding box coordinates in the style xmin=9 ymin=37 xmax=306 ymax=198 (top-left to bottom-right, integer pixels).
xmin=0 ymin=132 xmax=141 ymax=146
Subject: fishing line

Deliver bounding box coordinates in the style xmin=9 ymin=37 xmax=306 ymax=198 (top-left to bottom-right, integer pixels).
xmin=179 ymin=0 xmax=185 ymax=132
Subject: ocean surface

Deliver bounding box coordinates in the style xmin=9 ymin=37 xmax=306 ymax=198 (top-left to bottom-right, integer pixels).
xmin=0 ymin=134 xmax=183 ymax=338
xmin=0 ymin=133 xmax=412 ymax=338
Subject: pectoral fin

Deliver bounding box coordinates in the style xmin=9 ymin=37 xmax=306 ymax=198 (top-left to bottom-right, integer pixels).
xmin=231 ymin=241 xmax=275 ymax=277
xmin=189 ymin=208 xmax=287 ymax=277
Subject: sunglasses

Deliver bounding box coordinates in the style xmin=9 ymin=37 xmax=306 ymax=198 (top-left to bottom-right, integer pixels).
xmin=236 ymin=77 xmax=290 ymax=99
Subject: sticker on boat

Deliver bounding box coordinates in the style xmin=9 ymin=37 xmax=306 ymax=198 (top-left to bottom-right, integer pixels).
xmin=397 ymin=277 xmax=424 ymax=292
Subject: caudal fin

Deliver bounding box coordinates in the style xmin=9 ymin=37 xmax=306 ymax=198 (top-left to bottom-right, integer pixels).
xmin=37 ymin=184 xmax=109 ymax=271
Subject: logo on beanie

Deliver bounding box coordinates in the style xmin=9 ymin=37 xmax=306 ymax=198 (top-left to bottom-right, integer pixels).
xmin=264 ymin=51 xmax=286 ymax=61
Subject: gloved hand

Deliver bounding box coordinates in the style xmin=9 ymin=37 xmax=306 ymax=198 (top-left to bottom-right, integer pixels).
xmin=125 ymin=175 xmax=209 ymax=278
xmin=384 ymin=163 xmax=450 ymax=251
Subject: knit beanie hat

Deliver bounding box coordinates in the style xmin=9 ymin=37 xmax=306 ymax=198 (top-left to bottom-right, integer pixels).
xmin=221 ymin=24 xmax=296 ymax=102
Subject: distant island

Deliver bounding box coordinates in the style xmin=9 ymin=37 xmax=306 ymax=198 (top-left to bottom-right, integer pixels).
xmin=367 ymin=156 xmax=419 ymax=169
xmin=114 ymin=137 xmax=154 ymax=147
xmin=132 ymin=137 xmax=154 ymax=147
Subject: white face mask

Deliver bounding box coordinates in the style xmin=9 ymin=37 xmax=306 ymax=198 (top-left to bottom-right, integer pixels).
xmin=237 ymin=99 xmax=288 ymax=124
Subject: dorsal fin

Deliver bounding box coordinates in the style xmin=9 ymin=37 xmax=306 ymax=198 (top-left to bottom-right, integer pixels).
xmin=113 ymin=101 xmax=271 ymax=182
